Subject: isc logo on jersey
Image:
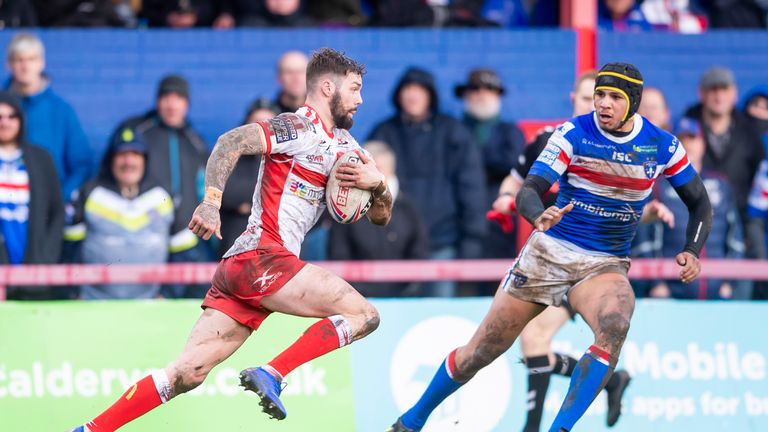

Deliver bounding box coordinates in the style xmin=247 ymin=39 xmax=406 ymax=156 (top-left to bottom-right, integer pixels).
xmin=612 ymin=151 xmax=633 ymax=163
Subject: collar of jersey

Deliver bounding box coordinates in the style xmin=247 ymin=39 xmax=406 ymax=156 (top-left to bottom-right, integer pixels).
xmin=302 ymin=104 xmax=335 ymax=139
xmin=591 ymin=112 xmax=643 ymax=144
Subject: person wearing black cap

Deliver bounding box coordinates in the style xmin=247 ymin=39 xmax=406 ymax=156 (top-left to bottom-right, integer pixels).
xmin=218 ymin=98 xmax=279 ymax=256
xmin=455 ymin=69 xmax=525 ymax=267
xmin=369 ymin=66 xmax=487 ymax=297
xmin=684 ymin=67 xmax=764 ymax=229
xmin=0 ymin=91 xmax=64 ymax=300
xmin=388 ymin=62 xmax=714 ymax=432
xmin=107 ymin=73 xmax=209 ymax=298
xmin=65 ymin=127 xmax=176 ymax=300
xmin=650 ymin=117 xmax=748 ymax=300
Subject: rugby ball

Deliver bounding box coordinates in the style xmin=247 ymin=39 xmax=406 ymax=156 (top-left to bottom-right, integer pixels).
xmin=326 ymin=150 xmax=373 ymax=224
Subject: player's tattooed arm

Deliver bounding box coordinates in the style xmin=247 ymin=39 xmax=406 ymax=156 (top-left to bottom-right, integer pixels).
xmin=188 ymin=123 xmax=266 ymax=240
xmin=367 ymin=182 xmax=393 ymax=226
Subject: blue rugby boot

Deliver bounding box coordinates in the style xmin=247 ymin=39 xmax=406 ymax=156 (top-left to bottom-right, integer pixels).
xmin=240 ymin=367 xmax=287 ymax=420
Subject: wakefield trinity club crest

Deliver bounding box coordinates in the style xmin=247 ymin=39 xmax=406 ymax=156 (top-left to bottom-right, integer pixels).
xmin=643 ymin=160 xmax=657 ymax=179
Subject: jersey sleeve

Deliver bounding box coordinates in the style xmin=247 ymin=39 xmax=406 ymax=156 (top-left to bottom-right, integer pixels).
xmin=257 ymin=113 xmax=319 ymax=156
xmin=662 ymin=137 xmax=697 ymax=187
xmin=528 ymin=122 xmax=574 ymax=184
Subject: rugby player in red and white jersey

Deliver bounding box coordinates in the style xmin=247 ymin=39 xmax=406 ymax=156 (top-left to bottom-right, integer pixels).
xmin=70 ymin=48 xmax=393 ymax=432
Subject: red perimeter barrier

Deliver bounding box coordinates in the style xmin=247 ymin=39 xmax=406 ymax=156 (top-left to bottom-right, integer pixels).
xmin=0 ymin=259 xmax=767 ymax=300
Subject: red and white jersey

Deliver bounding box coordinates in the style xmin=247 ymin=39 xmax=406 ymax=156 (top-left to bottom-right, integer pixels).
xmin=225 ymin=105 xmax=364 ymax=258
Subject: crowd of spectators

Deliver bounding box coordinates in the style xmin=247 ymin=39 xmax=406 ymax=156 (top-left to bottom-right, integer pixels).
xmin=0 ymin=1 xmax=767 ymax=30
xmin=1 ymin=30 xmax=767 ymax=302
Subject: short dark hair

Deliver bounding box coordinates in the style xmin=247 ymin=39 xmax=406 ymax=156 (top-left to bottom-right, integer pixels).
xmin=306 ymin=48 xmax=366 ymax=91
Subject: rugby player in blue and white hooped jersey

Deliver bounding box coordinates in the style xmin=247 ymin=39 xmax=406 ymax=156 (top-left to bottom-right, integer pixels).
xmin=387 ymin=63 xmax=713 ymax=432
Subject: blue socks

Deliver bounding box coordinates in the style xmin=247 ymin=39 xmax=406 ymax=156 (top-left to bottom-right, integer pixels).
xmin=401 ymin=350 xmax=464 ymax=430
xmin=549 ymin=345 xmax=614 ymax=432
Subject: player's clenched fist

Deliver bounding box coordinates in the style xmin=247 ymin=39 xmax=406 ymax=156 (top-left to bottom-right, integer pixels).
xmin=676 ymin=251 xmax=700 ymax=284
xmin=188 ymin=202 xmax=222 ymax=240
xmin=534 ymin=203 xmax=574 ymax=232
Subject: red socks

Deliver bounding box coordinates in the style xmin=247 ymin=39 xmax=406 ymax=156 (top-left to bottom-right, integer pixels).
xmin=268 ymin=315 xmax=353 ymax=378
xmin=86 ymin=371 xmax=170 ymax=432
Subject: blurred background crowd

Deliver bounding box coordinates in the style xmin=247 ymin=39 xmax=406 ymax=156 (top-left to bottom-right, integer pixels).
xmin=0 ymin=0 xmax=766 ymax=303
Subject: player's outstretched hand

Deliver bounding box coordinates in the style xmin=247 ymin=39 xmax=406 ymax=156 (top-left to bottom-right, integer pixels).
xmin=676 ymin=251 xmax=700 ymax=284
xmin=336 ymin=150 xmax=382 ymax=190
xmin=188 ymin=202 xmax=222 ymax=240
xmin=640 ymin=200 xmax=675 ymax=228
xmin=534 ymin=203 xmax=573 ymax=232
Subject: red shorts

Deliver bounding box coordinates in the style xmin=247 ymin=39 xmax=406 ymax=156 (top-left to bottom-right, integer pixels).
xmin=201 ymin=244 xmax=306 ymax=330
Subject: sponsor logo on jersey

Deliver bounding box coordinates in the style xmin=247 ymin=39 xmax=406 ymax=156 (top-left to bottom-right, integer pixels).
xmin=305 ymin=154 xmax=324 ymax=164
xmin=270 ymin=117 xmax=299 ymax=143
xmin=540 ymin=146 xmax=561 ymax=166
xmin=643 ymin=160 xmax=658 ymax=179
xmin=581 ymin=138 xmax=616 ymax=150
xmin=612 ymin=151 xmax=633 ymax=163
xmin=289 ymin=179 xmax=324 ymax=201
xmin=569 ymin=198 xmax=641 ymax=222
xmin=633 ymin=144 xmax=657 ymax=154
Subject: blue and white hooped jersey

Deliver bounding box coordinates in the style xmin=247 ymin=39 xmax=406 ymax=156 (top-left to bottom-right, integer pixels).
xmin=529 ymin=112 xmax=697 ymax=256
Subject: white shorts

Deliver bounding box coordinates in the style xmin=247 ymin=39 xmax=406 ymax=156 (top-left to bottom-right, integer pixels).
xmin=501 ymin=232 xmax=631 ymax=307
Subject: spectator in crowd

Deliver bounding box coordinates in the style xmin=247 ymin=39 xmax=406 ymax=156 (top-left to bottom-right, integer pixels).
xmin=5 ymin=33 xmax=91 ymax=201
xmin=0 ymin=0 xmax=36 ymax=28
xmin=140 ymin=0 xmax=215 ymax=28
xmin=481 ymin=0 xmax=529 ymax=27
xmin=366 ymin=0 xmax=435 ymax=26
xmin=274 ymin=51 xmax=308 ymax=114
xmin=328 ymin=141 xmax=430 ymax=297
xmin=213 ymin=0 xmax=260 ymax=28
xmin=109 ymin=74 xmax=209 ymax=297
xmin=638 ymin=87 xmax=672 ymax=131
xmin=639 ymin=0 xmax=706 ymax=33
xmin=683 ymin=66 xmax=765 ymax=259
xmin=598 ymin=0 xmax=653 ymax=31
xmin=743 ymin=84 xmax=768 ymax=298
xmin=65 ymin=128 xmax=175 ymax=300
xmin=699 ymin=0 xmax=767 ymax=28
xmin=218 ymin=97 xmax=278 ymax=256
xmin=0 ymin=92 xmax=64 ymax=300
xmin=651 ymin=118 xmax=748 ymax=299
xmin=32 ymin=0 xmax=124 ymax=26
xmin=369 ymin=67 xmax=486 ymax=297
xmin=245 ymin=0 xmax=314 ymax=27
xmin=455 ymin=68 xmax=524 ymax=262
xmin=742 ymin=85 xmax=768 ymax=146
xmin=308 ymin=0 xmax=366 ymax=26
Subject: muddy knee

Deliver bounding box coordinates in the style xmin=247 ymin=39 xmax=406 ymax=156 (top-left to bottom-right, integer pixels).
xmin=352 ymin=303 xmax=380 ymax=339
xmin=596 ymin=313 xmax=630 ymax=354
xmin=168 ymin=364 xmax=211 ymax=396
xmin=455 ymin=344 xmax=505 ymax=381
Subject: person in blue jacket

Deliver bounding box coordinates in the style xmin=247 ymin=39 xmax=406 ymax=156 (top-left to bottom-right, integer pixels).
xmin=5 ymin=32 xmax=91 ymax=201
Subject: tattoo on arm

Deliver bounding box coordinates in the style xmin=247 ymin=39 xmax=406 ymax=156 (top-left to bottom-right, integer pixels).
xmin=205 ymin=123 xmax=265 ymax=191
xmin=367 ymin=188 xmax=393 ymax=226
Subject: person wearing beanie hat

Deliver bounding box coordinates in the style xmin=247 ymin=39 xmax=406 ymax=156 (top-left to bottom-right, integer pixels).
xmin=0 ymin=91 xmax=64 ymax=300
xmin=369 ymin=66 xmax=487 ymax=297
xmin=388 ymin=62 xmax=713 ymax=432
xmin=65 ymin=126 xmax=176 ymax=300
xmin=107 ymin=73 xmax=209 ymax=298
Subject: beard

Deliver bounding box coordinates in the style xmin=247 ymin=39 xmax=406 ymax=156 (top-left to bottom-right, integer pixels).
xmin=331 ymin=92 xmax=354 ymax=130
